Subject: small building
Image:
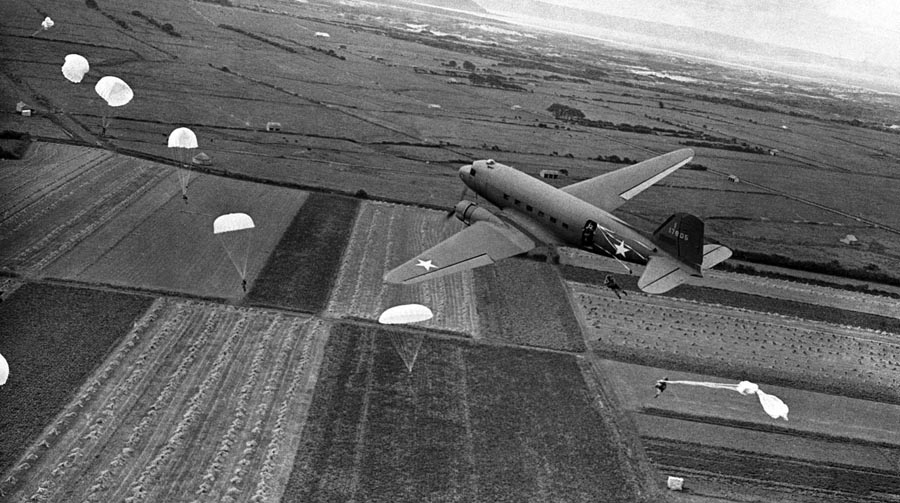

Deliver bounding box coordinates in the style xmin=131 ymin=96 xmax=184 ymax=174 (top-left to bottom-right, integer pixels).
xmin=16 ymin=101 xmax=32 ymax=116
xmin=192 ymin=152 xmax=211 ymax=166
xmin=314 ymin=32 xmax=330 ymax=38
xmin=540 ymin=169 xmax=568 ymax=179
xmin=768 ymin=148 xmax=779 ymax=156
xmin=840 ymin=234 xmax=859 ymax=245
xmin=266 ymin=122 xmax=282 ymax=132
xmin=667 ymin=476 xmax=684 ymax=491
xmin=728 ymin=174 xmax=740 ymax=183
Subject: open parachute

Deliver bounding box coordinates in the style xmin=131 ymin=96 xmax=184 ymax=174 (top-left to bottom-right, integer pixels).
xmin=32 ymin=16 xmax=53 ymax=36
xmin=62 ymin=54 xmax=90 ymax=83
xmin=213 ymin=213 xmax=255 ymax=286
xmin=0 ymin=352 xmax=8 ymax=386
xmin=659 ymin=379 xmax=789 ymax=420
xmin=167 ymin=127 xmax=199 ymax=199
xmin=378 ymin=304 xmax=434 ymax=324
xmin=95 ymin=76 xmax=133 ymax=135
xmin=95 ymin=76 xmax=133 ymax=107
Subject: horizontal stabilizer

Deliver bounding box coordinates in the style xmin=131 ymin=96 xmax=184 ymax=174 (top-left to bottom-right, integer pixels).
xmin=638 ymin=256 xmax=691 ymax=294
xmin=702 ymin=244 xmax=732 ymax=270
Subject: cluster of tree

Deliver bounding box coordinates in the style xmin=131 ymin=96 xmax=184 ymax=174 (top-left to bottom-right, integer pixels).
xmin=717 ymin=261 xmax=900 ymax=299
xmin=732 ymin=249 xmax=900 ymax=288
xmin=131 ymin=11 xmax=180 ymax=37
xmin=0 ymin=131 xmax=31 ymax=160
xmin=593 ymin=154 xmax=635 ymax=164
xmin=681 ymin=140 xmax=767 ymax=155
xmin=547 ymin=103 xmax=584 ymax=120
xmin=219 ymin=25 xmax=300 ymax=54
xmin=307 ymin=45 xmax=345 ymax=61
xmin=467 ymin=73 xmax=524 ymax=91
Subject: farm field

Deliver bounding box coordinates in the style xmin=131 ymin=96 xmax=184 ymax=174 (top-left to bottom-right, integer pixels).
xmin=570 ymin=281 xmax=900 ymax=404
xmin=474 ymin=257 xmax=585 ymax=351
xmin=4 ymin=0 xmax=900 ymax=282
xmin=0 ymin=143 xmax=172 ymax=275
xmin=325 ymin=200 xmax=480 ymax=336
xmin=246 ymin=193 xmax=358 ymax=313
xmin=283 ymin=321 xmax=644 ymax=503
xmin=42 ymin=158 xmax=308 ymax=300
xmin=2 ymin=298 xmax=330 ymax=503
xmin=0 ymin=283 xmax=154 ymax=476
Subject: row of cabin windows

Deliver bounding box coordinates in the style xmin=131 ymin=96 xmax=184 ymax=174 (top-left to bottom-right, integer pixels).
xmin=504 ymin=194 xmax=569 ymax=229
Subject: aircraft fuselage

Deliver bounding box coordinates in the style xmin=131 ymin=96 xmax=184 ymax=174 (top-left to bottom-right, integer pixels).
xmin=459 ymin=160 xmax=657 ymax=266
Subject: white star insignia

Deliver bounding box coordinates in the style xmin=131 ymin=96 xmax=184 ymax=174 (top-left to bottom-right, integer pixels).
xmin=614 ymin=240 xmax=630 ymax=258
xmin=416 ymin=259 xmax=437 ymax=271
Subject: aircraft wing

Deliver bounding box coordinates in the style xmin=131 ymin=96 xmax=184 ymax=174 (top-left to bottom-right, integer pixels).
xmin=562 ymin=149 xmax=694 ymax=211
xmin=383 ymin=221 xmax=535 ymax=284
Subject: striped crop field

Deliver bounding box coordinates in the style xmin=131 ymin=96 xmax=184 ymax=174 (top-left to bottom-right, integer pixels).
xmin=325 ymin=201 xmax=479 ymax=336
xmin=1 ymin=299 xmax=329 ymax=503
xmin=569 ymin=281 xmax=900 ymax=403
xmin=0 ymin=143 xmax=173 ymax=275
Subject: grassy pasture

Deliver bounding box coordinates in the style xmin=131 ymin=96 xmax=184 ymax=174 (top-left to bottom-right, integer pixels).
xmin=3 ymin=299 xmax=329 ymax=503
xmin=474 ymin=257 xmax=585 ymax=352
xmin=284 ymin=321 xmax=641 ymax=503
xmin=0 ymin=283 xmax=153 ymax=477
xmin=325 ymin=200 xmax=480 ymax=335
xmin=246 ymin=192 xmax=358 ymax=312
xmin=42 ymin=161 xmax=307 ymax=299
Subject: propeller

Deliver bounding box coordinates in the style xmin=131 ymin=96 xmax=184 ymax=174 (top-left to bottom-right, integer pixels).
xmin=445 ymin=186 xmax=471 ymax=219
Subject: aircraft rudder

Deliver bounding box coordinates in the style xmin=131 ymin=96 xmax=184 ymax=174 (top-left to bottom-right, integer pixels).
xmin=651 ymin=213 xmax=703 ymax=273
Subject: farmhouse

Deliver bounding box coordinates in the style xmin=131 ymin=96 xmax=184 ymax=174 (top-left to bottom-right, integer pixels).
xmin=266 ymin=122 xmax=282 ymax=132
xmin=192 ymin=152 xmax=211 ymax=165
xmin=540 ymin=169 xmax=568 ymax=179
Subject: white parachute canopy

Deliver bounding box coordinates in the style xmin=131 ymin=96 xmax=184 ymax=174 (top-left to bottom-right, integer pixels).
xmin=32 ymin=16 xmax=54 ymax=36
xmin=168 ymin=127 xmax=199 ymax=197
xmin=214 ymin=213 xmax=254 ymax=234
xmin=94 ymin=76 xmax=133 ymax=107
xmin=213 ymin=213 xmax=255 ymax=280
xmin=168 ymin=127 xmax=198 ymax=149
xmin=0 ymin=352 xmax=8 ymax=386
xmin=378 ymin=304 xmax=434 ymax=325
xmin=662 ymin=379 xmax=789 ymax=420
xmin=62 ymin=54 xmax=90 ymax=83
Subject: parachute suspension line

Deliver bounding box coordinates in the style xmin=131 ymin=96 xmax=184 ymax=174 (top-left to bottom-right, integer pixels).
xmin=240 ymin=225 xmax=255 ymax=280
xmin=216 ymin=234 xmax=245 ymax=280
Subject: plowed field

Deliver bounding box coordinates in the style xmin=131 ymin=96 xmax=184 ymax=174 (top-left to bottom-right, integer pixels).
xmin=2 ymin=299 xmax=329 ymax=503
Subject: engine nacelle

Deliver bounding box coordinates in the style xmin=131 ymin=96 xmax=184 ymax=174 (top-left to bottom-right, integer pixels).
xmin=454 ymin=200 xmax=500 ymax=226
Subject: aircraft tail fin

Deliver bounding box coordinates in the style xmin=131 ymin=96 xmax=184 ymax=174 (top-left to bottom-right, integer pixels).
xmin=651 ymin=213 xmax=704 ymax=274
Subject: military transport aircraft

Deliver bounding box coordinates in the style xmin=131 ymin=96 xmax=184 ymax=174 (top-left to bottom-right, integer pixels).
xmin=384 ymin=149 xmax=731 ymax=293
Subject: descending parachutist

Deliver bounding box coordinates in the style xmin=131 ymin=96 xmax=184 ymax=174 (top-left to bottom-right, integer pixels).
xmin=241 ymin=279 xmax=247 ymax=292
xmin=654 ymin=377 xmax=668 ymax=398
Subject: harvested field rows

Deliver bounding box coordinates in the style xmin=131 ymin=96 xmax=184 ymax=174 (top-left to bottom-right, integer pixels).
xmin=2 ymin=299 xmax=329 ymax=503
xmin=570 ymin=283 xmax=900 ymax=403
xmin=284 ymin=322 xmax=640 ymax=502
xmin=0 ymin=144 xmax=173 ymax=274
xmin=325 ymin=201 xmax=479 ymax=336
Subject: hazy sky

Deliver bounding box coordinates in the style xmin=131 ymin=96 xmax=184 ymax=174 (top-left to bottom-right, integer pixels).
xmin=543 ymin=0 xmax=900 ymax=68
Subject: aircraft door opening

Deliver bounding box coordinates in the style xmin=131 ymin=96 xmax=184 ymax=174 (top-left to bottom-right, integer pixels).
xmin=581 ymin=220 xmax=597 ymax=248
